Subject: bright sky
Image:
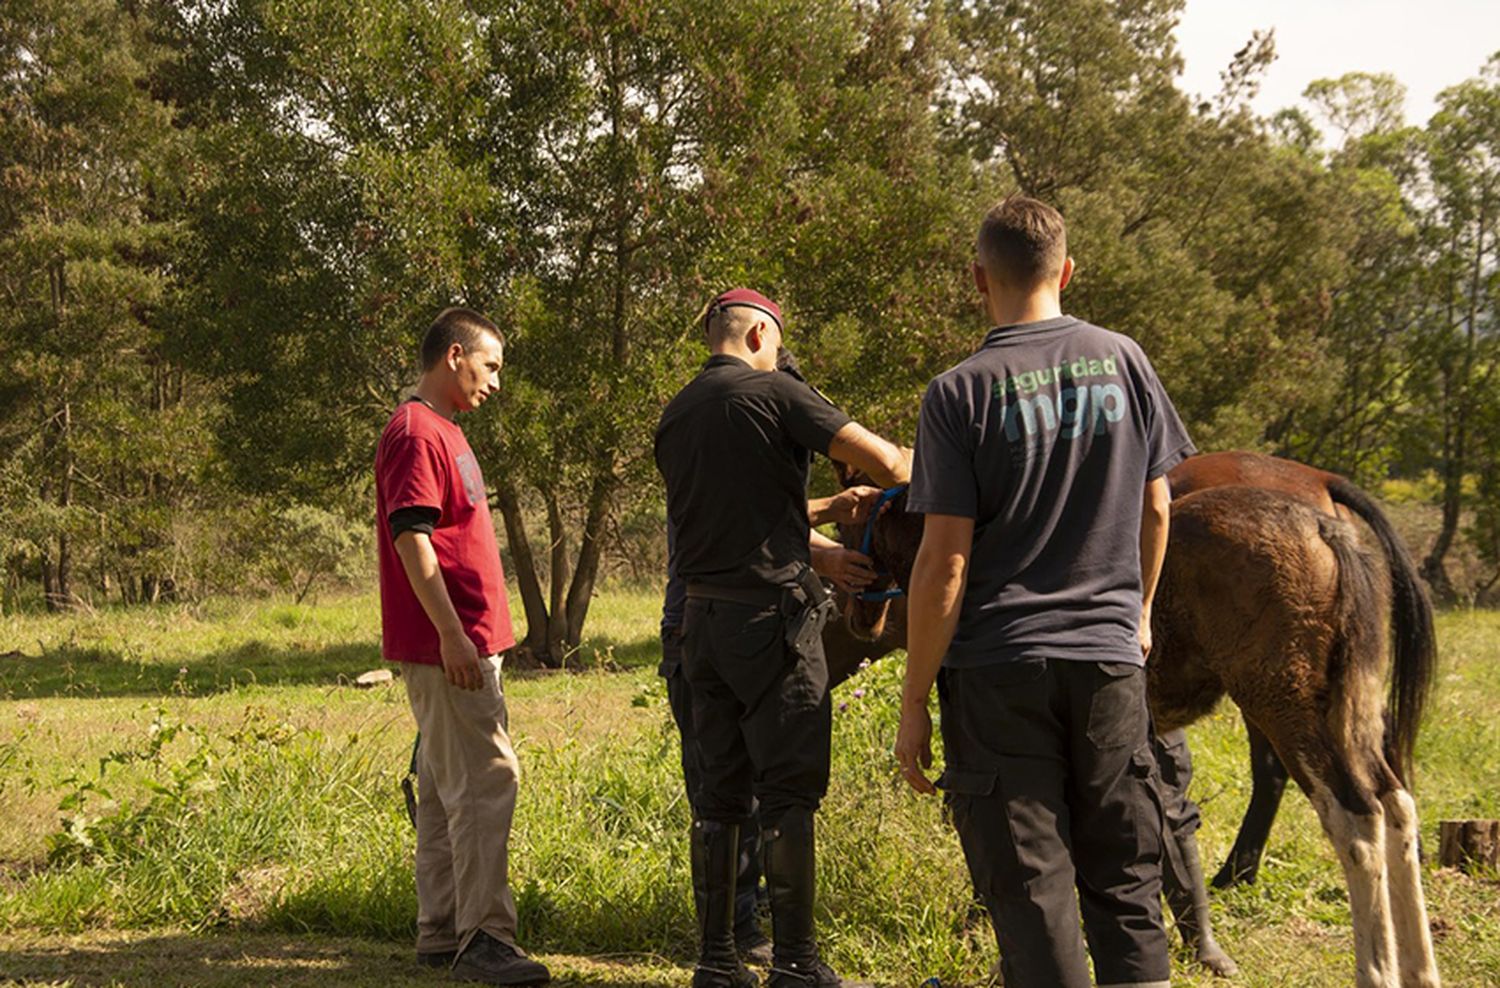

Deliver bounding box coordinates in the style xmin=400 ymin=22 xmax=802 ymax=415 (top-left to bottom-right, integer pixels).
xmin=1176 ymin=1 xmax=1500 ymax=127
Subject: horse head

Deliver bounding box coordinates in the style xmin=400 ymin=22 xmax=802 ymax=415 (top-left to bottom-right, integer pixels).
xmin=832 ymin=460 xmax=923 ymax=641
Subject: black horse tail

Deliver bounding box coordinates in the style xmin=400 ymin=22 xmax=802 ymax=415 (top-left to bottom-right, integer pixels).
xmin=1328 ymin=477 xmax=1438 ymax=786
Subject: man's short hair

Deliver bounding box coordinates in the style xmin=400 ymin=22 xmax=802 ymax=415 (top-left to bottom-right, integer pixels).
xmin=420 ymin=307 xmax=504 ymax=370
xmin=976 ymin=196 xmax=1067 ymax=289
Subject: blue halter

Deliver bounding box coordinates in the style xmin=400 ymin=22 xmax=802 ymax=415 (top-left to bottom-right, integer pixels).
xmin=854 ymin=485 xmax=908 ymax=602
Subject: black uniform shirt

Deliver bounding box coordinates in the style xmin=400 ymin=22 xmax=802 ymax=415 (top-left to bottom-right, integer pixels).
xmin=908 ymin=316 xmax=1195 ymax=668
xmin=655 ymin=354 xmax=851 ymax=590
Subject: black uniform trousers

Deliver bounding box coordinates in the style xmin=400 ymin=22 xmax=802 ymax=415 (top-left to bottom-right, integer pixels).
xmin=1153 ymin=728 xmax=1200 ymax=835
xmin=938 ymin=657 xmax=1171 ymax=988
xmin=660 ymin=624 xmax=763 ymax=931
xmin=681 ymin=596 xmax=831 ymax=827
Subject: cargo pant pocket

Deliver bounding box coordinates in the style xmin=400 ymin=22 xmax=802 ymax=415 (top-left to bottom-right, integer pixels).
xmin=1087 ymin=661 xmax=1147 ymax=749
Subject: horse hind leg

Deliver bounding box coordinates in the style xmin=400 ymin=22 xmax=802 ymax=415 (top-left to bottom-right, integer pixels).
xmin=1305 ymin=768 xmax=1400 ymax=988
xmin=1380 ymin=785 xmax=1441 ymax=987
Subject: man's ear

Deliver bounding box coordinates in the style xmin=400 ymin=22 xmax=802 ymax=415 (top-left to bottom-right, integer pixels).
xmin=445 ymin=341 xmax=465 ymax=370
xmin=1058 ymin=256 xmax=1075 ymax=292
xmin=746 ymin=320 xmax=767 ymax=354
xmin=972 ymin=261 xmax=989 ymax=298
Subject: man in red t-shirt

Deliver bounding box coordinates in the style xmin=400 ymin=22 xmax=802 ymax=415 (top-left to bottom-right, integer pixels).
xmin=375 ymin=307 xmax=549 ymax=986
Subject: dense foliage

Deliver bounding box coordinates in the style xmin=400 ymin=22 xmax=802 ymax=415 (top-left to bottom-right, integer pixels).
xmin=2 ymin=1 xmax=1498 ymax=643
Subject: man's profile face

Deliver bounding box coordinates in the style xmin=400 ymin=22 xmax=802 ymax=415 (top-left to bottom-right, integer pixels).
xmin=449 ymin=333 xmax=504 ymax=412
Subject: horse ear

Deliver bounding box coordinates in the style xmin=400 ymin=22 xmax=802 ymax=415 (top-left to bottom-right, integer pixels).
xmin=831 ymin=458 xmax=857 ymax=489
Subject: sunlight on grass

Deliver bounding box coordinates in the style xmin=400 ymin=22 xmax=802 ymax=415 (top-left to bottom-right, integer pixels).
xmin=2 ymin=593 xmax=1498 ymax=986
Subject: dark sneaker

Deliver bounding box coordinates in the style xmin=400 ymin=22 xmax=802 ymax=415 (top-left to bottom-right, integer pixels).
xmin=450 ymin=932 xmax=551 ymax=986
xmin=768 ymin=960 xmax=872 ymax=988
xmin=736 ymin=928 xmax=774 ymax=967
xmin=417 ymin=949 xmax=457 ymax=968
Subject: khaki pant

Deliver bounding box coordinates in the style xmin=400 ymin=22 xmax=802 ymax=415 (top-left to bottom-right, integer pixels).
xmin=404 ymin=654 xmax=520 ymax=953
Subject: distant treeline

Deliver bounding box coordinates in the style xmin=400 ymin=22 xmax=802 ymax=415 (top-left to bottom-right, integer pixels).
xmin=2 ymin=1 xmax=1497 ymax=659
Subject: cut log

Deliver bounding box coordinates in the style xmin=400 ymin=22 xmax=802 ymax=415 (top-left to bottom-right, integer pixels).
xmin=1438 ymin=819 xmax=1500 ymax=873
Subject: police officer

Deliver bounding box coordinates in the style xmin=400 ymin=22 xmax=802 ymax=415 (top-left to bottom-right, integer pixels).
xmin=895 ymin=197 xmax=1194 ymax=988
xmin=659 ymin=353 xmax=883 ymax=971
xmin=655 ymin=288 xmax=908 ymax=988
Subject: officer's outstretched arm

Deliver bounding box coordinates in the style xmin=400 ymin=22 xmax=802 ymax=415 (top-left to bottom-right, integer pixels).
xmin=827 ymin=422 xmax=910 ymax=488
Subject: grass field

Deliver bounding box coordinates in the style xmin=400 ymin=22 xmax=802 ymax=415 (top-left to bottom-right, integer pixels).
xmin=2 ymin=588 xmax=1498 ymax=987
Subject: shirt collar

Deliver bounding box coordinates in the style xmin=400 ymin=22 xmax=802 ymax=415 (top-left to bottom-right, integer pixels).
xmin=981 ymin=315 xmax=1079 ymax=348
xmin=704 ymin=353 xmax=752 ymax=369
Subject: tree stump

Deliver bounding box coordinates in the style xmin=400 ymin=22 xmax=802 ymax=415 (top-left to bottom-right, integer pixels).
xmin=1438 ymin=820 xmax=1500 ymax=874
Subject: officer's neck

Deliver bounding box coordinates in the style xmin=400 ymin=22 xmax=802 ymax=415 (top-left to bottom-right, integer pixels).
xmin=986 ymin=291 xmax=1062 ymax=330
xmin=709 ymin=342 xmax=776 ymax=372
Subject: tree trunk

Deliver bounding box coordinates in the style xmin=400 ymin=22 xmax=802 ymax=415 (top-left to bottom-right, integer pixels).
xmin=564 ymin=465 xmax=617 ymax=648
xmin=1422 ymin=431 xmax=1462 ymax=604
xmin=493 ymin=481 xmax=553 ymax=666
xmin=544 ymin=491 xmax=571 ymax=663
xmin=51 ymin=401 xmax=76 ymax=611
xmin=1438 ymin=820 xmax=1500 ymax=874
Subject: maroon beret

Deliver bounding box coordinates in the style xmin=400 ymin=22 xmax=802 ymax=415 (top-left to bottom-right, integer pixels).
xmin=705 ymin=287 xmax=783 ymax=331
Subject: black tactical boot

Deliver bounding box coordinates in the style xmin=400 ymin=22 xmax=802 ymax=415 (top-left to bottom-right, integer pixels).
xmin=735 ymin=825 xmax=773 ymax=966
xmin=692 ymin=819 xmax=759 ymax=988
xmin=761 ymin=810 xmax=871 ymax=988
xmin=1163 ymin=827 xmax=1239 ymax=977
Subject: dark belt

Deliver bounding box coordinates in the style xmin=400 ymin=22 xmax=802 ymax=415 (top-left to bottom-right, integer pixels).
xmin=685 ymin=582 xmax=786 ymax=607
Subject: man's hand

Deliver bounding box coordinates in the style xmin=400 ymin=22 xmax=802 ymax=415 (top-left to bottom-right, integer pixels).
xmin=811 ymin=545 xmax=878 ymax=593
xmin=830 ymin=484 xmax=883 ymax=525
xmin=440 ymin=629 xmax=483 ymax=691
xmin=1139 ymin=607 xmax=1153 ymax=660
xmin=895 ymin=701 xmax=937 ymax=794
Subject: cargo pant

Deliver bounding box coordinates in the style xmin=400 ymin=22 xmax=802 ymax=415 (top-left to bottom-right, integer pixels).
xmin=938 ymin=657 xmax=1171 ymax=988
xmin=403 ymin=655 xmax=521 ymax=955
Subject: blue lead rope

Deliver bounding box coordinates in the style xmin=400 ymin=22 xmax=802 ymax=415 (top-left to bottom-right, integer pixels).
xmin=855 ymin=484 xmax=908 ymax=602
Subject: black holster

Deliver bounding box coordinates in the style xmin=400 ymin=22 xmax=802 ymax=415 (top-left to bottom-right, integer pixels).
xmin=782 ymin=565 xmax=835 ymax=659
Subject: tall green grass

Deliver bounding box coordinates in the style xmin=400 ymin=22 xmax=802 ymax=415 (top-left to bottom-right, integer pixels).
xmin=2 ymin=596 xmax=1499 ymax=985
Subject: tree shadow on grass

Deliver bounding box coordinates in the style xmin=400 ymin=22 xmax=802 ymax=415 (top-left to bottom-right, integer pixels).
xmin=0 ymin=930 xmax=688 ymax=987
xmin=0 ymin=633 xmax=666 ymax=700
xmin=0 ymin=640 xmax=386 ymax=701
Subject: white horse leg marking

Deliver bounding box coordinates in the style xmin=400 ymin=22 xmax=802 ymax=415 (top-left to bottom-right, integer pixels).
xmin=1381 ymin=787 xmax=1441 ymax=987
xmin=1309 ymin=779 xmax=1399 ymax=988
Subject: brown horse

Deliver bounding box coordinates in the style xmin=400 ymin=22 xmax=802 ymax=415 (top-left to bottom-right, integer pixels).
xmin=1153 ymin=487 xmax=1439 ymax=987
xmin=1167 ymin=451 xmax=1437 ymax=885
xmin=834 ymin=451 xmax=1438 ymax=888
xmin=832 ymin=465 xmax=1440 ymax=986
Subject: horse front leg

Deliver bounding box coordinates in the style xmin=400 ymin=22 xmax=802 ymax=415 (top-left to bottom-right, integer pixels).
xmin=1212 ymin=716 xmax=1290 ymax=888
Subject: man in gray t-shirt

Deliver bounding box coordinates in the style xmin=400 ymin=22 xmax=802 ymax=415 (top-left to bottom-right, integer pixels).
xmin=894 ymin=197 xmax=1192 ymax=988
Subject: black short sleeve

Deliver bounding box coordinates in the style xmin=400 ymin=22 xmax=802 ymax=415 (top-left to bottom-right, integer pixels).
xmin=770 ymin=374 xmax=852 ymax=456
xmin=908 ymin=376 xmax=980 ymax=518
xmin=389 ymin=505 xmax=441 ymax=539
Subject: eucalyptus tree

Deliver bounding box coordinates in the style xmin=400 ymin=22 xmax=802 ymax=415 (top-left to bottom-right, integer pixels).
xmin=944 ymin=1 xmax=1372 ymax=452
xmin=170 ymin=0 xmax=974 ymax=662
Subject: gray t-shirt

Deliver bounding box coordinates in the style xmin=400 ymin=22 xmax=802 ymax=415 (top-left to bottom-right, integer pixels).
xmin=908 ymin=316 xmax=1195 ymax=668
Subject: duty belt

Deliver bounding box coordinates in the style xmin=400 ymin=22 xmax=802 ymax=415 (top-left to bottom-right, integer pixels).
xmin=684 ymin=582 xmax=786 ymax=607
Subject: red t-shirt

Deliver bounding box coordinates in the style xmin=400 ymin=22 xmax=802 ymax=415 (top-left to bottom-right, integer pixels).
xmin=375 ymin=401 xmax=516 ymax=664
